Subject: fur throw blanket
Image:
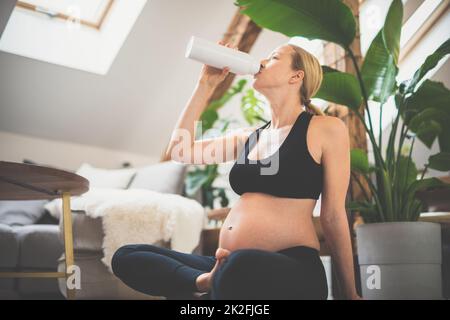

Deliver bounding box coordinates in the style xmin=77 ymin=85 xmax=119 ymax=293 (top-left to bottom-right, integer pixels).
xmin=45 ymin=188 xmax=206 ymax=271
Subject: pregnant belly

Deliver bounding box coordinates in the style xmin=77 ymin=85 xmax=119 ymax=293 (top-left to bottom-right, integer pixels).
xmin=218 ymin=193 xmax=320 ymax=252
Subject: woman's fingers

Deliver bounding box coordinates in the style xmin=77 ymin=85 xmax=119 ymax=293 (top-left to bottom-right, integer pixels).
xmin=215 ymin=248 xmax=231 ymax=263
xmin=216 ymin=40 xmax=239 ymax=51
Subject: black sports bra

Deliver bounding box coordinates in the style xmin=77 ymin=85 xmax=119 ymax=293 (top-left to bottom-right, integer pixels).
xmin=229 ymin=110 xmax=323 ymax=200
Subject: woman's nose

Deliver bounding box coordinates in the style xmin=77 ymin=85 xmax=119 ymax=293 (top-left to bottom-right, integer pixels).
xmin=259 ymin=61 xmax=266 ymax=71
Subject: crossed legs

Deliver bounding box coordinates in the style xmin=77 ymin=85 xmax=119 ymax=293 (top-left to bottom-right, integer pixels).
xmin=111 ymin=244 xmax=328 ymax=300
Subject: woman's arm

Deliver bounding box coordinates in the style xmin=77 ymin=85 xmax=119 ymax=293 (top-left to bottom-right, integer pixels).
xmin=319 ymin=116 xmax=360 ymax=299
xmin=163 ymin=81 xmax=215 ymax=163
xmin=163 ymin=41 xmax=255 ymax=164
xmin=165 ymin=83 xmax=256 ymax=164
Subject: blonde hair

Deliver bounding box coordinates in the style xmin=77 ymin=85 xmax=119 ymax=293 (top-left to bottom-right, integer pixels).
xmin=288 ymin=44 xmax=324 ymax=116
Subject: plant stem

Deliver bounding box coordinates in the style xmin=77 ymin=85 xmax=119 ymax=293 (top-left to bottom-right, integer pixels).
xmin=386 ymin=100 xmax=402 ymax=171
xmin=347 ymin=48 xmax=386 ymax=171
xmin=353 ymin=110 xmax=386 ymax=171
xmin=392 ymin=95 xmax=411 ymax=182
xmin=396 ymin=121 xmax=407 ymax=169
xmin=412 ymin=200 xmax=424 ymax=221
xmin=360 ymin=172 xmax=385 ymax=222
xmin=347 ymin=49 xmax=375 ymax=137
xmin=393 ymin=120 xmax=409 ymax=205
xmin=420 ymin=163 xmax=429 ymax=180
xmin=400 ymin=137 xmax=416 ymax=220
xmin=350 ymin=171 xmax=371 ymax=202
xmin=379 ymin=102 xmax=383 ymax=153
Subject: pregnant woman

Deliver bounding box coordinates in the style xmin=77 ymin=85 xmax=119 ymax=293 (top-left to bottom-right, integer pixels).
xmin=112 ymin=41 xmax=360 ymax=300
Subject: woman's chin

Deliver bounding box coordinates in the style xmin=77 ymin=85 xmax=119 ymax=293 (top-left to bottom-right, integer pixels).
xmin=251 ymin=78 xmax=262 ymax=90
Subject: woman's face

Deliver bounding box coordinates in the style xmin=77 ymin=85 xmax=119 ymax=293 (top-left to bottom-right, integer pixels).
xmin=252 ymin=45 xmax=304 ymax=93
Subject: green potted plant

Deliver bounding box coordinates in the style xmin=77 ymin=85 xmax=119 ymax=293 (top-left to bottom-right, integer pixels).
xmin=185 ymin=79 xmax=267 ymax=210
xmin=234 ymin=0 xmax=450 ymax=299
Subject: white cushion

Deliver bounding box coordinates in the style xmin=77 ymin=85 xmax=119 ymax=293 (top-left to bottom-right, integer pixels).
xmin=76 ymin=163 xmax=137 ymax=189
xmin=128 ymin=160 xmax=187 ymax=195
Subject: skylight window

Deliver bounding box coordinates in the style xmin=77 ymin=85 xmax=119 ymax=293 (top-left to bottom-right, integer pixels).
xmin=16 ymin=0 xmax=114 ymax=30
xmin=0 ymin=0 xmax=147 ymax=75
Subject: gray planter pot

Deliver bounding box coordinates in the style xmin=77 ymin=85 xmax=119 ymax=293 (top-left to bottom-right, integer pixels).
xmin=356 ymin=222 xmax=442 ymax=300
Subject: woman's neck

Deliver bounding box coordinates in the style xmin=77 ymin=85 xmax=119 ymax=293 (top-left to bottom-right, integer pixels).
xmin=267 ymin=105 xmax=305 ymax=129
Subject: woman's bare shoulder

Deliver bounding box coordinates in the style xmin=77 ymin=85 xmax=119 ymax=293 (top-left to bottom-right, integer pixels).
xmin=312 ymin=114 xmax=347 ymax=135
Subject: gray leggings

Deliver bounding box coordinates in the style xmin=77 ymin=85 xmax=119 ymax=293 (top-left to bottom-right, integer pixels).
xmin=111 ymin=244 xmax=328 ymax=300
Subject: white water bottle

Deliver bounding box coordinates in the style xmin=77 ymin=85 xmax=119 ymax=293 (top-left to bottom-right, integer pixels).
xmin=185 ymin=36 xmax=261 ymax=75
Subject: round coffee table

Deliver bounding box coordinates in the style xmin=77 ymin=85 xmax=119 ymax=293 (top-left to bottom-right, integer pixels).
xmin=0 ymin=161 xmax=89 ymax=300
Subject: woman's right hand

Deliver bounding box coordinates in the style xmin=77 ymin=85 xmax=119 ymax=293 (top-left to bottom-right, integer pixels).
xmin=198 ymin=41 xmax=237 ymax=88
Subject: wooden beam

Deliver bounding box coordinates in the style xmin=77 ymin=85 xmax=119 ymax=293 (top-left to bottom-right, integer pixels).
xmin=160 ymin=8 xmax=262 ymax=162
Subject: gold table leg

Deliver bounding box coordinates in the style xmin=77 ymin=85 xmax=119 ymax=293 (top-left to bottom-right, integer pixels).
xmin=0 ymin=193 xmax=77 ymax=300
xmin=62 ymin=192 xmax=76 ymax=300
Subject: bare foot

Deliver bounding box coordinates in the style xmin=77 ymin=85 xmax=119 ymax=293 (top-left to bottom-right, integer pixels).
xmin=195 ymin=248 xmax=230 ymax=292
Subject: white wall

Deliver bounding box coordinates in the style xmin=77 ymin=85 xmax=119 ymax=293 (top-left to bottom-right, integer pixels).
xmin=0 ymin=0 xmax=242 ymax=157
xmin=0 ymin=130 xmax=159 ymax=171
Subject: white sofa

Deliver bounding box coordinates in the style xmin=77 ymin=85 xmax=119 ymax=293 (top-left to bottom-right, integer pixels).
xmin=55 ymin=161 xmax=204 ymax=299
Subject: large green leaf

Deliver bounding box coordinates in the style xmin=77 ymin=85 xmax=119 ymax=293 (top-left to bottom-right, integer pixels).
xmin=361 ymin=30 xmax=398 ymax=103
xmin=185 ymin=165 xmax=218 ymax=196
xmin=185 ymin=168 xmax=210 ymax=196
xmin=240 ymin=89 xmax=266 ymax=125
xmin=383 ymin=0 xmax=403 ymax=64
xmin=234 ymin=0 xmax=356 ymax=48
xmin=350 ymin=148 xmax=369 ymax=174
xmin=199 ymin=109 xmax=219 ymax=136
xmin=405 ymin=80 xmax=450 ymax=117
xmin=428 ymin=152 xmax=450 ymax=171
xmin=315 ymin=67 xmax=362 ymax=110
xmin=404 ymin=80 xmax=450 ymax=151
xmin=395 ymin=156 xmax=418 ymax=192
xmin=399 ymin=177 xmax=448 ymax=221
xmin=200 ymin=79 xmax=247 ymax=134
xmin=439 ymin=125 xmax=450 ymax=153
xmin=408 ymin=108 xmax=448 ymax=131
xmin=404 ymin=177 xmax=448 ymax=215
xmin=414 ymin=120 xmax=442 ymax=149
xmin=406 ymin=177 xmax=447 ymax=197
xmin=360 ymin=0 xmax=402 ymax=103
xmin=406 ymin=38 xmax=450 ymax=93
